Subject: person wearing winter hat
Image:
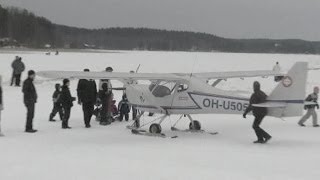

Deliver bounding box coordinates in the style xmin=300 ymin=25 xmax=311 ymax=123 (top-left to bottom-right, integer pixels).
xmin=60 ymin=79 xmax=76 ymax=129
xmin=0 ymin=75 xmax=4 ymax=136
xmin=22 ymin=70 xmax=38 ymax=133
xmin=243 ymin=81 xmax=272 ymax=144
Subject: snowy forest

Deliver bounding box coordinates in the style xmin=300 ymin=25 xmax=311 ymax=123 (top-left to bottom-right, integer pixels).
xmin=1 ymin=5 xmax=320 ymax=54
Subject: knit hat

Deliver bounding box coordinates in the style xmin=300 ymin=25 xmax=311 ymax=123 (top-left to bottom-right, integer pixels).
xmin=28 ymin=70 xmax=35 ymax=76
xmin=105 ymin=67 xmax=113 ymax=72
xmin=63 ymin=79 xmax=70 ymax=85
xmin=84 ymin=68 xmax=90 ymax=72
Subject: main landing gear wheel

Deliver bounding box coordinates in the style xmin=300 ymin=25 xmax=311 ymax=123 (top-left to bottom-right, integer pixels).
xmin=149 ymin=123 xmax=162 ymax=134
xmin=189 ymin=120 xmax=201 ymax=130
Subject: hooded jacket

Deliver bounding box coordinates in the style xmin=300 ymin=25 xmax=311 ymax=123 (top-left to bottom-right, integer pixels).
xmin=60 ymin=85 xmax=75 ymax=108
xmin=244 ymin=82 xmax=268 ymax=117
xmin=12 ymin=59 xmax=25 ymax=75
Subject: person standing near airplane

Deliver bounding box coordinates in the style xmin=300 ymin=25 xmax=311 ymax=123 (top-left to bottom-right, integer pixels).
xmin=298 ymin=87 xmax=319 ymax=127
xmin=77 ymin=69 xmax=97 ymax=128
xmin=243 ymin=81 xmax=272 ymax=144
xmin=60 ymin=79 xmax=76 ymax=129
xmin=99 ymin=67 xmax=113 ymax=125
xmin=273 ymin=62 xmax=283 ymax=82
xmin=22 ymin=70 xmax=38 ymax=133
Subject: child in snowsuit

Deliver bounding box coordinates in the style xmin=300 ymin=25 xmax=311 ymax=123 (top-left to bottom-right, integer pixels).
xmin=49 ymin=83 xmax=64 ymax=122
xmin=60 ymin=79 xmax=76 ymax=129
xmin=111 ymin=100 xmax=118 ymax=117
xmin=118 ymin=94 xmax=131 ymax=121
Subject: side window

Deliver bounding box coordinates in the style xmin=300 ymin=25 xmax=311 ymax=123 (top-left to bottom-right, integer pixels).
xmin=177 ymin=83 xmax=189 ymax=92
xmin=150 ymin=81 xmax=177 ymax=97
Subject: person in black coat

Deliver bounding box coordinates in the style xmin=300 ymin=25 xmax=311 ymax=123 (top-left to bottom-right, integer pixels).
xmin=77 ymin=69 xmax=97 ymax=128
xmin=49 ymin=83 xmax=64 ymax=122
xmin=22 ymin=70 xmax=38 ymax=133
xmin=60 ymin=79 xmax=76 ymax=129
xmin=243 ymin=81 xmax=272 ymax=144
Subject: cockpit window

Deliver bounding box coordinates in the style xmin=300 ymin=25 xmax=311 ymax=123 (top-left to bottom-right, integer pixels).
xmin=177 ymin=83 xmax=189 ymax=92
xmin=149 ymin=81 xmax=176 ymax=97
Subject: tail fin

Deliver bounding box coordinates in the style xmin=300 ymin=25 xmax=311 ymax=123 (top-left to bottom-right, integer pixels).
xmin=267 ymin=62 xmax=308 ymax=117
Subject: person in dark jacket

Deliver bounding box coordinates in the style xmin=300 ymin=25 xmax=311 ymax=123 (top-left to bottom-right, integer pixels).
xmin=60 ymin=79 xmax=76 ymax=129
xmin=49 ymin=83 xmax=63 ymax=122
xmin=22 ymin=70 xmax=38 ymax=133
xmin=11 ymin=56 xmax=25 ymax=87
xmin=243 ymin=81 xmax=271 ymax=144
xmin=118 ymin=94 xmax=131 ymax=121
xmin=98 ymin=67 xmax=113 ymax=125
xmin=77 ymin=69 xmax=97 ymax=128
xmin=298 ymin=87 xmax=319 ymax=127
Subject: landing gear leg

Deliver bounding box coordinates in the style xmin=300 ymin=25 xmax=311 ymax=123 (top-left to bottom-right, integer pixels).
xmin=134 ymin=111 xmax=145 ymax=128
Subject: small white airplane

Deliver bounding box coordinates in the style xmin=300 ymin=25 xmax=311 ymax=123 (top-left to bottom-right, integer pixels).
xmin=38 ymin=62 xmax=311 ymax=135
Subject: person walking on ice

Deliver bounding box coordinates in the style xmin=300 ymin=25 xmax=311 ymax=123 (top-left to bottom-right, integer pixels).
xmin=243 ymin=81 xmax=272 ymax=144
xmin=298 ymin=86 xmax=319 ymax=127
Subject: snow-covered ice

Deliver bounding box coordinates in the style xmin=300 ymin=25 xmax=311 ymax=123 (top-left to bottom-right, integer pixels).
xmin=0 ymin=50 xmax=320 ymax=180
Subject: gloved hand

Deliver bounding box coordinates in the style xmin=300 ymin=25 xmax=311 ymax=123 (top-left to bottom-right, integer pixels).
xmin=243 ymin=113 xmax=247 ymax=118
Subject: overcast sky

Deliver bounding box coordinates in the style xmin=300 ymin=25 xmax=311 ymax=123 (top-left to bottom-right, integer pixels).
xmin=1 ymin=0 xmax=319 ymax=41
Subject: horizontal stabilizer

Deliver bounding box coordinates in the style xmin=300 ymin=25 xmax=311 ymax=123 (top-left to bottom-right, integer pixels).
xmin=252 ymin=102 xmax=287 ymax=108
xmin=304 ymin=101 xmax=318 ymax=106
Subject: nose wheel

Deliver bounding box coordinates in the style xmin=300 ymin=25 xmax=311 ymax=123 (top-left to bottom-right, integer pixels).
xmin=149 ymin=123 xmax=162 ymax=134
xmin=189 ymin=120 xmax=201 ymax=130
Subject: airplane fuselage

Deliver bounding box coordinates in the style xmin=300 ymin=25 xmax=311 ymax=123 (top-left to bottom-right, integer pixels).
xmin=126 ymin=77 xmax=250 ymax=115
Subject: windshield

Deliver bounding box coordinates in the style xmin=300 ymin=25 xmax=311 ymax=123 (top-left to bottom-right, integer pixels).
xmin=149 ymin=81 xmax=176 ymax=97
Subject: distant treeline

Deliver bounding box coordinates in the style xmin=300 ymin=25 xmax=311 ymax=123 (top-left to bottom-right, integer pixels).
xmin=1 ymin=5 xmax=320 ymax=54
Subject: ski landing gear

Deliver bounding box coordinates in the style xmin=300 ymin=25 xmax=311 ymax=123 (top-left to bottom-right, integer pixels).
xmin=127 ymin=114 xmax=178 ymax=138
xmin=171 ymin=114 xmax=218 ymax=135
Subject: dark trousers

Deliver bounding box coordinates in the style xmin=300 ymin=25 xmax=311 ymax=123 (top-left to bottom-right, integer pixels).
xmin=252 ymin=115 xmax=271 ymax=141
xmin=11 ymin=73 xmax=21 ymax=86
xmin=62 ymin=106 xmax=71 ymax=127
xmin=100 ymin=96 xmax=111 ymax=123
xmin=25 ymin=103 xmax=35 ymax=130
xmin=82 ymin=102 xmax=94 ymax=126
xmin=119 ymin=113 xmax=129 ymax=121
xmin=50 ymin=103 xmax=64 ymax=120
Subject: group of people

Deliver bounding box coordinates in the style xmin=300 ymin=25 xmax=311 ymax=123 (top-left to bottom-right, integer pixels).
xmin=47 ymin=67 xmax=135 ymax=130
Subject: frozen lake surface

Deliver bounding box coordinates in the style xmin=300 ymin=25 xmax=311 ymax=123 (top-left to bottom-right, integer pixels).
xmin=0 ymin=50 xmax=320 ymax=180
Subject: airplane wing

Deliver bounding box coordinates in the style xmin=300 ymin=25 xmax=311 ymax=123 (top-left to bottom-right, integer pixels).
xmin=190 ymin=70 xmax=285 ymax=80
xmin=37 ymin=71 xmax=188 ymax=81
